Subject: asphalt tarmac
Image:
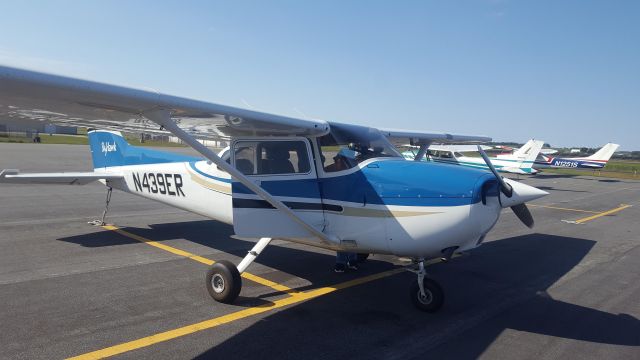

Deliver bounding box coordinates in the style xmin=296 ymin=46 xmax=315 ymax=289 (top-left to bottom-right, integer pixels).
xmin=0 ymin=143 xmax=638 ymax=360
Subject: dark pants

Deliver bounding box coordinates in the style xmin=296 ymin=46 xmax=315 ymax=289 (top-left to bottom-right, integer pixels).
xmin=336 ymin=251 xmax=357 ymax=265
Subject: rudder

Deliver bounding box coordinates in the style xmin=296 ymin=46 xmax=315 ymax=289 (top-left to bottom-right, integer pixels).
xmin=587 ymin=143 xmax=620 ymax=161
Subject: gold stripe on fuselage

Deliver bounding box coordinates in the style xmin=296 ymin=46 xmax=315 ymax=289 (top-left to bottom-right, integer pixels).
xmin=186 ymin=165 xmax=232 ymax=195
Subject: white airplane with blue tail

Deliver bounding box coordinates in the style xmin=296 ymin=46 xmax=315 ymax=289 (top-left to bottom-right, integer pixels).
xmin=0 ymin=66 xmax=548 ymax=311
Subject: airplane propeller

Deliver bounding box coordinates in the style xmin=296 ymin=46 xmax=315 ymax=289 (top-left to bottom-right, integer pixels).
xmin=477 ymin=145 xmax=535 ymax=228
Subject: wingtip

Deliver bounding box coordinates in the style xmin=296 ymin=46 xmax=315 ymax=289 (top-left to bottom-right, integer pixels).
xmin=0 ymin=169 xmax=19 ymax=177
xmin=0 ymin=169 xmax=19 ymax=182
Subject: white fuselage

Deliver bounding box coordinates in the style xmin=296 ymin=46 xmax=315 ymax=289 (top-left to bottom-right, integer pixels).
xmin=101 ymin=159 xmax=502 ymax=259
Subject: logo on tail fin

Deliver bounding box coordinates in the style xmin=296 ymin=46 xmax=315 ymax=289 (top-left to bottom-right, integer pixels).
xmin=101 ymin=142 xmax=117 ymax=155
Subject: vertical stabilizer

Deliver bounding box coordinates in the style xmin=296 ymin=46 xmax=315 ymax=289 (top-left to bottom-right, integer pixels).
xmin=87 ymin=130 xmax=200 ymax=169
xmin=513 ymin=140 xmax=540 ymax=159
xmin=586 ymin=143 xmax=620 ymax=161
xmin=515 ymin=140 xmax=544 ymax=169
xmin=88 ymin=130 xmax=130 ymax=169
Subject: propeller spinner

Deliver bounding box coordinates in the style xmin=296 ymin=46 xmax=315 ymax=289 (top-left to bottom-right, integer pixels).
xmin=477 ymin=145 xmax=547 ymax=228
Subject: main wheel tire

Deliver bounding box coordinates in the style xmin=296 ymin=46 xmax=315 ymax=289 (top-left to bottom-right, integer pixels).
xmin=410 ymin=278 xmax=444 ymax=312
xmin=206 ymin=260 xmax=242 ymax=303
xmin=356 ymin=253 xmax=370 ymax=263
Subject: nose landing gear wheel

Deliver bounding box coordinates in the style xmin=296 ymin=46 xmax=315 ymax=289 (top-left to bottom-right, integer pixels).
xmin=410 ymin=278 xmax=444 ymax=312
xmin=206 ymin=260 xmax=242 ymax=303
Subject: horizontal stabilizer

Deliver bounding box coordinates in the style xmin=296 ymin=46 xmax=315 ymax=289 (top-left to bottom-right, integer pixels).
xmin=0 ymin=169 xmax=123 ymax=185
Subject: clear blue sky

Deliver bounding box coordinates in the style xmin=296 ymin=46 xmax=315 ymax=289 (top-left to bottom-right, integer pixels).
xmin=1 ymin=1 xmax=638 ymax=149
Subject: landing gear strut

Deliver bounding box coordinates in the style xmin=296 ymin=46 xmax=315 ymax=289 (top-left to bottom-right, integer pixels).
xmin=205 ymin=237 xmax=272 ymax=304
xmin=408 ymin=259 xmax=444 ymax=312
xmin=88 ymin=186 xmax=112 ymax=226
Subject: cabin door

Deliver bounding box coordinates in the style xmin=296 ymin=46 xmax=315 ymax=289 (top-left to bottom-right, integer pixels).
xmin=231 ymin=138 xmax=325 ymax=238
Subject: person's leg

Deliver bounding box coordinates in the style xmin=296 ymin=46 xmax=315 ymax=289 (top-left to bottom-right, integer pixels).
xmin=334 ymin=252 xmax=348 ymax=273
xmin=346 ymin=252 xmax=359 ymax=270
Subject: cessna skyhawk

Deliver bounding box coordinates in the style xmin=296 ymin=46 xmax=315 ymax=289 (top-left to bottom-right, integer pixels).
xmin=0 ymin=66 xmax=547 ymax=311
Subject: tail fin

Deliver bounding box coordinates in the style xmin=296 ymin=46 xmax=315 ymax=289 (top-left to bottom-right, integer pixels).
xmin=88 ymin=130 xmax=200 ymax=169
xmin=513 ymin=140 xmax=544 ymax=168
xmin=586 ymin=143 xmax=620 ymax=161
xmin=513 ymin=140 xmax=541 ymax=159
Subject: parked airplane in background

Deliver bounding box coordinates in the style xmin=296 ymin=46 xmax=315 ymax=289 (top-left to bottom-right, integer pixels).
xmin=494 ymin=144 xmax=558 ymax=155
xmin=533 ymin=143 xmax=620 ymax=170
xmin=0 ymin=65 xmax=548 ymax=312
xmin=403 ymin=139 xmax=544 ymax=175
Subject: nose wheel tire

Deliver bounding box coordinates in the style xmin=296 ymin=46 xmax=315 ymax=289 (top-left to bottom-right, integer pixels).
xmin=410 ymin=278 xmax=444 ymax=312
xmin=206 ymin=260 xmax=242 ymax=304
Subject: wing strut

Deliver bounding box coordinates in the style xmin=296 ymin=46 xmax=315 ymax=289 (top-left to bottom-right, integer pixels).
xmin=143 ymin=109 xmax=339 ymax=245
xmin=413 ymin=143 xmax=429 ymax=161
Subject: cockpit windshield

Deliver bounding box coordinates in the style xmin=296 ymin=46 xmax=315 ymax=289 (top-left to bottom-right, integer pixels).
xmin=318 ymin=122 xmax=402 ymax=172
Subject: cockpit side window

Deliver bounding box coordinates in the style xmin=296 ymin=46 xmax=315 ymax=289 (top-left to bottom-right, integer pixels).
xmin=317 ymin=123 xmax=402 ymax=173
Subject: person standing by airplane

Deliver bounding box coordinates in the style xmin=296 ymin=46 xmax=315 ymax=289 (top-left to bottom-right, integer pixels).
xmin=335 ymin=251 xmax=358 ymax=273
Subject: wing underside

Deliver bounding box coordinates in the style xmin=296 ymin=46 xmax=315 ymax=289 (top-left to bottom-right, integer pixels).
xmin=1 ymin=66 xmax=490 ymax=145
xmin=0 ymin=66 xmax=330 ymax=140
xmin=381 ymin=128 xmax=491 ymax=147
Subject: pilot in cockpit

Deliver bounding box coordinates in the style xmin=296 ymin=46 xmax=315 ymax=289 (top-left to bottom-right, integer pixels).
xmin=324 ymin=148 xmax=357 ymax=172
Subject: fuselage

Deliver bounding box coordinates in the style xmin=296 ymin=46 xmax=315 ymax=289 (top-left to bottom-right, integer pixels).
xmin=102 ymin=157 xmax=502 ymax=258
xmin=89 ymin=130 xmax=546 ymax=260
xmin=402 ymin=150 xmax=536 ymax=175
xmin=533 ymin=143 xmax=620 ymax=170
xmin=534 ymin=155 xmax=607 ymax=169
xmin=431 ymin=155 xmax=537 ymax=174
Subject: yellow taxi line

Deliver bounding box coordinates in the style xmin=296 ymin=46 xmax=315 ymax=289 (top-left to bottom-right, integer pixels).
xmin=101 ymin=225 xmax=299 ymax=295
xmin=527 ymin=204 xmax=600 ymax=214
xmin=574 ymin=204 xmax=632 ymax=224
xmin=66 ymin=268 xmax=405 ymax=360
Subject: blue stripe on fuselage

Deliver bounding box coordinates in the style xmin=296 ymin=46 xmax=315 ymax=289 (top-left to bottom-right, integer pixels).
xmin=233 ymin=159 xmax=494 ymax=207
xmin=534 ymin=158 xmax=606 ymax=169
xmin=188 ymin=162 xmax=232 ymax=183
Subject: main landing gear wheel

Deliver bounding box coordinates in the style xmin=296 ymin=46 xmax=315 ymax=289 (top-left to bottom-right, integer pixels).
xmin=206 ymin=260 xmax=242 ymax=304
xmin=410 ymin=277 xmax=444 ymax=312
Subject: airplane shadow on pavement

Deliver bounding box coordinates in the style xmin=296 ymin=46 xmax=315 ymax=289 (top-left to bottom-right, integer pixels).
xmin=58 ymin=220 xmax=397 ymax=290
xmin=59 ymin=224 xmax=640 ymax=359
xmin=192 ymin=232 xmax=639 ymax=360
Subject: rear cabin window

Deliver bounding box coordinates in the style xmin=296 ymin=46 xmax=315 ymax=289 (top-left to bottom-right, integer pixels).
xmin=233 ymin=140 xmax=311 ymax=175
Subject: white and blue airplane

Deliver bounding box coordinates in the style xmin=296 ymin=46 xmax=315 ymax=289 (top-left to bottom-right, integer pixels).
xmin=402 ymin=139 xmax=545 ymax=175
xmin=533 ymin=143 xmax=620 ymax=170
xmin=0 ymin=66 xmax=547 ymax=311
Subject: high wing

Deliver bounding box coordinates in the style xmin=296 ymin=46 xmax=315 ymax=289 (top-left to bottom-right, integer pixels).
xmin=382 ymin=128 xmax=491 ymax=148
xmin=0 ymin=66 xmax=329 ymax=140
xmin=0 ymin=169 xmax=123 ymax=185
xmin=0 ymin=65 xmax=490 ymax=146
xmin=426 ymin=144 xmax=493 ymax=152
